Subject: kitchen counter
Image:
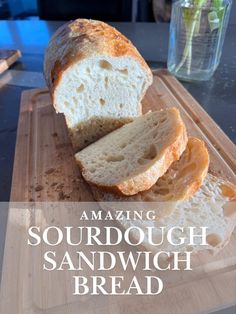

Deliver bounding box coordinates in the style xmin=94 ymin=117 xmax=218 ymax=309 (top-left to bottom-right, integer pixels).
xmin=0 ymin=20 xmax=235 ymax=314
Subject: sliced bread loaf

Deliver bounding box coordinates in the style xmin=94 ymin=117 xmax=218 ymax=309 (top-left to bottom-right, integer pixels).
xmin=75 ymin=108 xmax=187 ymax=196
xmin=44 ymin=19 xmax=153 ymax=151
xmin=92 ymin=137 xmax=209 ymax=218
xmin=114 ymin=174 xmax=236 ymax=255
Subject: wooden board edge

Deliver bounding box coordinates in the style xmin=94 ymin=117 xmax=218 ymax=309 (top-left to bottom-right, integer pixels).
xmin=10 ymin=90 xmax=33 ymax=201
xmin=0 ymin=49 xmax=21 ymax=74
xmin=19 ymin=88 xmax=49 ymax=113
xmin=153 ymin=69 xmax=236 ymax=173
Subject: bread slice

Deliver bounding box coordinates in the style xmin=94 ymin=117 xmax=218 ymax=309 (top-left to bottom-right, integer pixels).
xmin=92 ymin=137 xmax=209 ymax=218
xmin=106 ymin=174 xmax=236 ymax=255
xmin=94 ymin=174 xmax=236 ymax=253
xmin=44 ymin=19 xmax=153 ymax=151
xmin=76 ymin=108 xmax=187 ymax=196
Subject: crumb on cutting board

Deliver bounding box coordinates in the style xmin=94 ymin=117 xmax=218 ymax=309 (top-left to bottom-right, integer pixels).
xmin=45 ymin=168 xmax=55 ymax=175
xmin=35 ymin=185 xmax=43 ymax=192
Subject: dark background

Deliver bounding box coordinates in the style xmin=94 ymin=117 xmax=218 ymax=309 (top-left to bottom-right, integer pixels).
xmin=0 ymin=0 xmax=235 ymax=23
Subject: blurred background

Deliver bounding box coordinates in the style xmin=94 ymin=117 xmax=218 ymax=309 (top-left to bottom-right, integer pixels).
xmin=0 ymin=0 xmax=166 ymax=22
xmin=0 ymin=0 xmax=236 ymax=22
xmin=0 ymin=0 xmax=234 ymax=23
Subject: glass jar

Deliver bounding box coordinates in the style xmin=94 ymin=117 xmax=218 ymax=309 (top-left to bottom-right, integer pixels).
xmin=167 ymin=0 xmax=232 ymax=81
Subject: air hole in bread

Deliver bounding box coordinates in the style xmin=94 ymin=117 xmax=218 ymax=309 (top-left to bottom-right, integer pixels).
xmin=206 ymin=233 xmax=222 ymax=247
xmin=76 ymin=84 xmax=84 ymax=93
xmin=223 ymin=202 xmax=236 ymax=217
xmin=152 ymin=130 xmax=159 ymax=138
xmin=72 ymin=97 xmax=77 ymax=104
xmin=186 ymin=246 xmax=194 ymax=252
xmin=86 ymin=68 xmax=90 ymax=73
xmin=138 ymin=144 xmax=157 ymax=165
xmin=64 ymin=101 xmax=69 ymax=107
xmin=118 ymin=69 xmax=128 ymax=75
xmin=120 ymin=143 xmax=127 ymax=149
xmin=160 ymin=117 xmax=167 ymax=123
xmin=105 ymin=77 xmax=109 ymax=88
xmin=99 ymin=60 xmax=112 ymax=70
xmin=100 ymin=98 xmax=106 ymax=106
xmin=141 ymin=82 xmax=145 ymax=91
xmin=119 ymin=104 xmax=124 ymax=109
xmin=106 ymin=155 xmax=124 ymax=162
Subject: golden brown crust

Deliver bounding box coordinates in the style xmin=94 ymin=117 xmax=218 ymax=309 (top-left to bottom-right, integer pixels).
xmin=220 ymin=182 xmax=236 ymax=200
xmin=114 ymin=122 xmax=188 ymax=195
xmin=44 ymin=19 xmax=153 ymax=104
xmin=77 ymin=108 xmax=188 ymax=196
xmin=174 ymin=137 xmax=209 ymax=200
xmin=94 ymin=174 xmax=236 ymax=256
xmin=89 ymin=137 xmax=210 ymax=204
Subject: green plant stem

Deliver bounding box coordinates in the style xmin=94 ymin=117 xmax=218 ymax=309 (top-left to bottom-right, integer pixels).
xmin=175 ymin=0 xmax=207 ymax=74
xmin=175 ymin=10 xmax=200 ymax=73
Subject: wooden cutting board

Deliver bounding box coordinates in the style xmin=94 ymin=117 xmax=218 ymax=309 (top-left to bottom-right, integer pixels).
xmin=1 ymin=70 xmax=236 ymax=314
xmin=0 ymin=49 xmax=21 ymax=74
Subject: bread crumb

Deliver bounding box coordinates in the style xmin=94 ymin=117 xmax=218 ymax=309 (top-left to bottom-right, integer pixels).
xmin=35 ymin=185 xmax=43 ymax=192
xmin=58 ymin=191 xmax=70 ymax=200
xmin=45 ymin=168 xmax=55 ymax=175
xmin=57 ymin=183 xmax=64 ymax=190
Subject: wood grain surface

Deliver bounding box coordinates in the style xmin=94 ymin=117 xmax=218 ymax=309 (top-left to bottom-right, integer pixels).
xmin=0 ymin=70 xmax=235 ymax=314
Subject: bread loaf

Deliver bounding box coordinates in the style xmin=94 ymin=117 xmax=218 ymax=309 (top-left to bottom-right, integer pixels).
xmin=44 ymin=19 xmax=153 ymax=151
xmin=92 ymin=137 xmax=209 ymax=218
xmin=76 ymin=108 xmax=187 ymax=196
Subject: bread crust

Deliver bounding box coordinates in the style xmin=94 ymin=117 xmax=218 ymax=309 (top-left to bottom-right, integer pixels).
xmin=77 ymin=108 xmax=188 ymax=195
xmin=172 ymin=137 xmax=210 ymax=200
xmin=95 ymin=174 xmax=236 ymax=256
xmin=109 ymin=122 xmax=187 ymax=195
xmin=44 ymin=19 xmax=153 ymax=105
xmin=90 ymin=137 xmax=210 ymax=207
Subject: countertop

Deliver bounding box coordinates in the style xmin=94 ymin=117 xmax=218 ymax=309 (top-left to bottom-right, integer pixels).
xmin=0 ymin=21 xmax=235 ymax=314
